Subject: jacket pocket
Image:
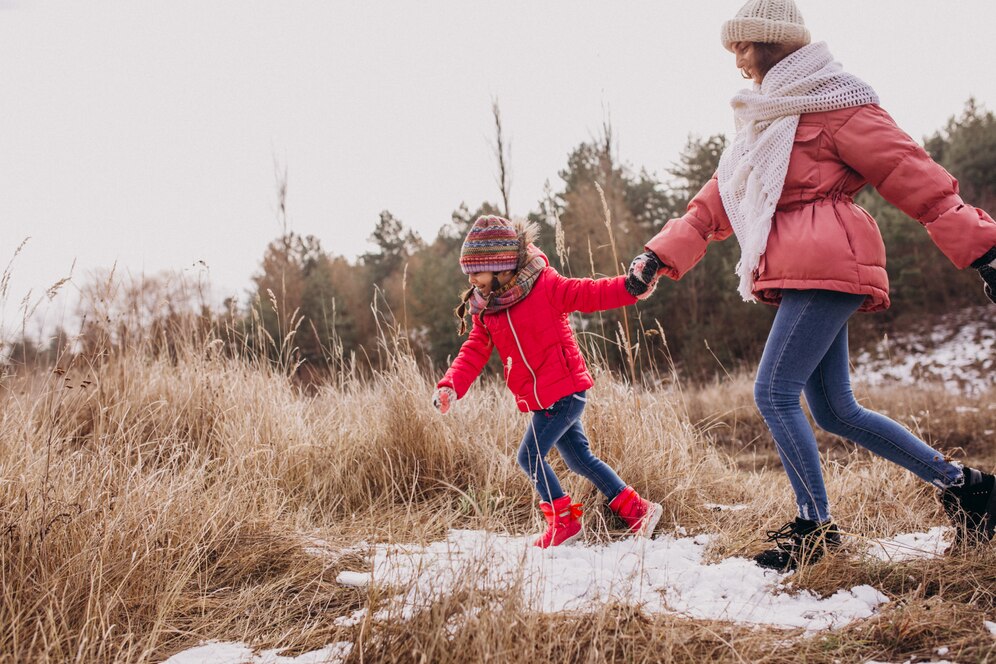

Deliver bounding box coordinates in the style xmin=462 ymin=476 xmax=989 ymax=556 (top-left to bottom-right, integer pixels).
xmin=785 ymin=124 xmax=823 ymax=191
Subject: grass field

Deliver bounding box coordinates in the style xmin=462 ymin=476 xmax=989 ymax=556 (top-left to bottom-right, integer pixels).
xmin=1 ymin=311 xmax=995 ymax=663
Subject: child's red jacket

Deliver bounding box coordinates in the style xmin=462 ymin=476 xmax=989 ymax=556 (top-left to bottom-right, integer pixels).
xmin=437 ymin=254 xmax=636 ymax=412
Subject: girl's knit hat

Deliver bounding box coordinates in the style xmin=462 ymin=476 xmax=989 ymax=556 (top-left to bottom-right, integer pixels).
xmin=721 ymin=0 xmax=811 ymax=52
xmin=459 ymin=215 xmax=520 ymax=274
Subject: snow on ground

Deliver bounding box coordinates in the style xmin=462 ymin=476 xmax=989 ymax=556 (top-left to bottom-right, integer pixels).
xmin=861 ymin=527 xmax=951 ymax=562
xmin=162 ymin=526 xmax=964 ymax=662
xmin=331 ymin=529 xmax=887 ymax=632
xmin=162 ymin=641 xmax=352 ymax=664
xmin=853 ymin=305 xmax=995 ymax=395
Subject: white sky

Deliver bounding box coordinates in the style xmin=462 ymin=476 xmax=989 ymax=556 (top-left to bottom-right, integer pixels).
xmin=2 ymin=1 xmax=995 ymax=339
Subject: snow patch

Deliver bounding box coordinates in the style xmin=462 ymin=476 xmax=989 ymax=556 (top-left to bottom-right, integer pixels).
xmin=162 ymin=643 xmax=253 ymax=664
xmin=334 ymin=529 xmax=887 ymax=632
xmin=161 ymin=641 xmax=352 ymax=664
xmin=703 ymin=503 xmax=749 ymax=512
xmin=853 ymin=306 xmax=996 ymax=395
xmin=336 ymin=571 xmax=371 ymax=588
xmin=862 ymin=527 xmax=951 ymax=562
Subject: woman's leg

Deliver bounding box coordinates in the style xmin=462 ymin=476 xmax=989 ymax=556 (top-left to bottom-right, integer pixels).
xmin=553 ymin=393 xmax=628 ymax=500
xmin=754 ymin=289 xmax=865 ymax=523
xmin=516 ymin=393 xmax=587 ymax=503
xmin=803 ymin=322 xmax=964 ymax=488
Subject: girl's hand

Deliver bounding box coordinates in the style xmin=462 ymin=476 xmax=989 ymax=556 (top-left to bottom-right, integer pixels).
xmin=626 ymin=251 xmax=663 ymax=300
xmin=432 ymin=387 xmax=457 ymax=414
xmin=625 ymin=273 xmax=659 ymax=299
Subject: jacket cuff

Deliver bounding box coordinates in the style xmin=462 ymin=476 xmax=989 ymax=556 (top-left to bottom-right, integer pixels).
xmin=971 ymin=246 xmax=996 ymax=270
xmin=437 ymin=376 xmax=463 ymax=398
xmin=645 ymin=224 xmax=708 ymax=280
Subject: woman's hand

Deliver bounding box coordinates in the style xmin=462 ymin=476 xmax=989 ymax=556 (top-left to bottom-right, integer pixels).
xmin=973 ymin=248 xmax=996 ymax=304
xmin=626 ymin=251 xmax=663 ymax=300
xmin=979 ymin=265 xmax=996 ymax=304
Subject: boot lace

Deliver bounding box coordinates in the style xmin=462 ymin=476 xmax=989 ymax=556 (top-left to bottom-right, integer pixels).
xmin=763 ymin=520 xmax=803 ymax=551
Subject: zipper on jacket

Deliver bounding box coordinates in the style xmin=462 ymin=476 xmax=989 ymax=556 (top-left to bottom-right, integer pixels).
xmin=506 ymin=309 xmax=543 ymax=409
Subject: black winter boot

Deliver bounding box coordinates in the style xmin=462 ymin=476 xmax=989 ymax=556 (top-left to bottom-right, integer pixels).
xmin=754 ymin=517 xmax=842 ymax=571
xmin=940 ymin=467 xmax=996 ymax=546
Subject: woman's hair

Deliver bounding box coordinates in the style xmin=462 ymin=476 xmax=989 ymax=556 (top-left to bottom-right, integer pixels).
xmin=742 ymin=42 xmax=799 ymax=80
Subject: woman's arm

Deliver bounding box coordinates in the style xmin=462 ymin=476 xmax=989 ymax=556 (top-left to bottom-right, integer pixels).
xmin=644 ymin=176 xmax=734 ymax=280
xmin=832 ymin=104 xmax=996 ymax=269
xmin=437 ymin=316 xmax=494 ymax=398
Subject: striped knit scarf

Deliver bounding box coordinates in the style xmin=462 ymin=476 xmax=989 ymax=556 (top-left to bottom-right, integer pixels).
xmin=467 ymin=253 xmax=546 ymax=316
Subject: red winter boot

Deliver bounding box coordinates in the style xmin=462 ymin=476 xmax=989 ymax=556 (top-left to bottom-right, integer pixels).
xmin=609 ymin=486 xmax=663 ymax=537
xmin=534 ymin=495 xmax=584 ymax=548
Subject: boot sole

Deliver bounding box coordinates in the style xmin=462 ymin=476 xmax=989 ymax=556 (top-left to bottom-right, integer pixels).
xmin=634 ymin=503 xmax=664 ymax=538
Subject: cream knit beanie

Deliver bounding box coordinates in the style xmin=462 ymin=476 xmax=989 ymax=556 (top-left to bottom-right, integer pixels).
xmin=721 ymin=0 xmax=811 ymax=52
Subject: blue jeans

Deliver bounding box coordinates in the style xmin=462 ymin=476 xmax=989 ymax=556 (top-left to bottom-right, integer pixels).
xmin=516 ymin=391 xmax=627 ymax=504
xmin=754 ymin=289 xmax=964 ymax=523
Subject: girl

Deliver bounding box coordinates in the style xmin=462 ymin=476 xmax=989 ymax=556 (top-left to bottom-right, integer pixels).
xmin=433 ymin=215 xmax=662 ymax=548
xmin=626 ymin=0 xmax=996 ymax=570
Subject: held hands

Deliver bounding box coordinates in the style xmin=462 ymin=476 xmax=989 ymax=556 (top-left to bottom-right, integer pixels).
xmin=432 ymin=386 xmax=457 ymax=414
xmin=625 ymin=251 xmax=664 ymax=300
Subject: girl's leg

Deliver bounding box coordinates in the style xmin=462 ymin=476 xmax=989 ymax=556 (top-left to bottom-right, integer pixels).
xmin=516 ymin=392 xmax=588 ymax=503
xmin=803 ymin=322 xmax=964 ymax=488
xmin=754 ymin=289 xmax=864 ymax=523
xmin=553 ymin=393 xmax=627 ymax=500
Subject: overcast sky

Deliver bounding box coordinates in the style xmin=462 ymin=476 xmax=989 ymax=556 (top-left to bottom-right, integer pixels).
xmin=3 ymin=1 xmax=995 ymax=339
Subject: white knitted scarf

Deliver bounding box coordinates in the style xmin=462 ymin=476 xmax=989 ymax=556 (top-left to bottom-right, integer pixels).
xmin=717 ymin=41 xmax=879 ymax=301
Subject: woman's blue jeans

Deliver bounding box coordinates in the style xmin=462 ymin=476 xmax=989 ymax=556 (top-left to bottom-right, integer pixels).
xmin=516 ymin=391 xmax=627 ymax=504
xmin=754 ymin=289 xmax=964 ymax=523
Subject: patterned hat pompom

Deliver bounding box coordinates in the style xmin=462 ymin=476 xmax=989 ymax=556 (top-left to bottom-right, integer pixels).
xmin=459 ymin=215 xmax=520 ymax=275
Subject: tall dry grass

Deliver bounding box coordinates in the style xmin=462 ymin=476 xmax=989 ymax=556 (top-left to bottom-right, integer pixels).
xmin=2 ymin=278 xmax=996 ymax=662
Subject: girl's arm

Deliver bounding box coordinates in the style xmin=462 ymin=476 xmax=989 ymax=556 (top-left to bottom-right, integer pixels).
xmin=547 ymin=272 xmax=637 ymax=314
xmin=832 ymin=104 xmax=996 ymax=269
xmin=644 ymin=176 xmax=734 ymax=280
xmin=436 ymin=316 xmax=494 ymax=398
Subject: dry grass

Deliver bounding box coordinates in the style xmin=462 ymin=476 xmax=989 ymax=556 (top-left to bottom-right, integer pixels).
xmin=1 ymin=308 xmax=996 ymax=663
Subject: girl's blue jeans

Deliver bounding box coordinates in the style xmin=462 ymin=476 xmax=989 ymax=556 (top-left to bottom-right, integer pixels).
xmin=755 ymin=289 xmax=964 ymax=523
xmin=516 ymin=391 xmax=627 ymax=504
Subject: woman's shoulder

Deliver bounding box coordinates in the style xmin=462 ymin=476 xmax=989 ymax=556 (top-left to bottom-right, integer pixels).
xmin=801 ymin=103 xmax=891 ymax=134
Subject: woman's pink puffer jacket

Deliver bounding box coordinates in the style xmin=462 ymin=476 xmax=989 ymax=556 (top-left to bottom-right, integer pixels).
xmin=645 ymin=104 xmax=996 ymax=311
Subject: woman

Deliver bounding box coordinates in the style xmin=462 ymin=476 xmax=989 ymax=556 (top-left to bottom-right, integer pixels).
xmin=626 ymin=0 xmax=996 ymax=570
